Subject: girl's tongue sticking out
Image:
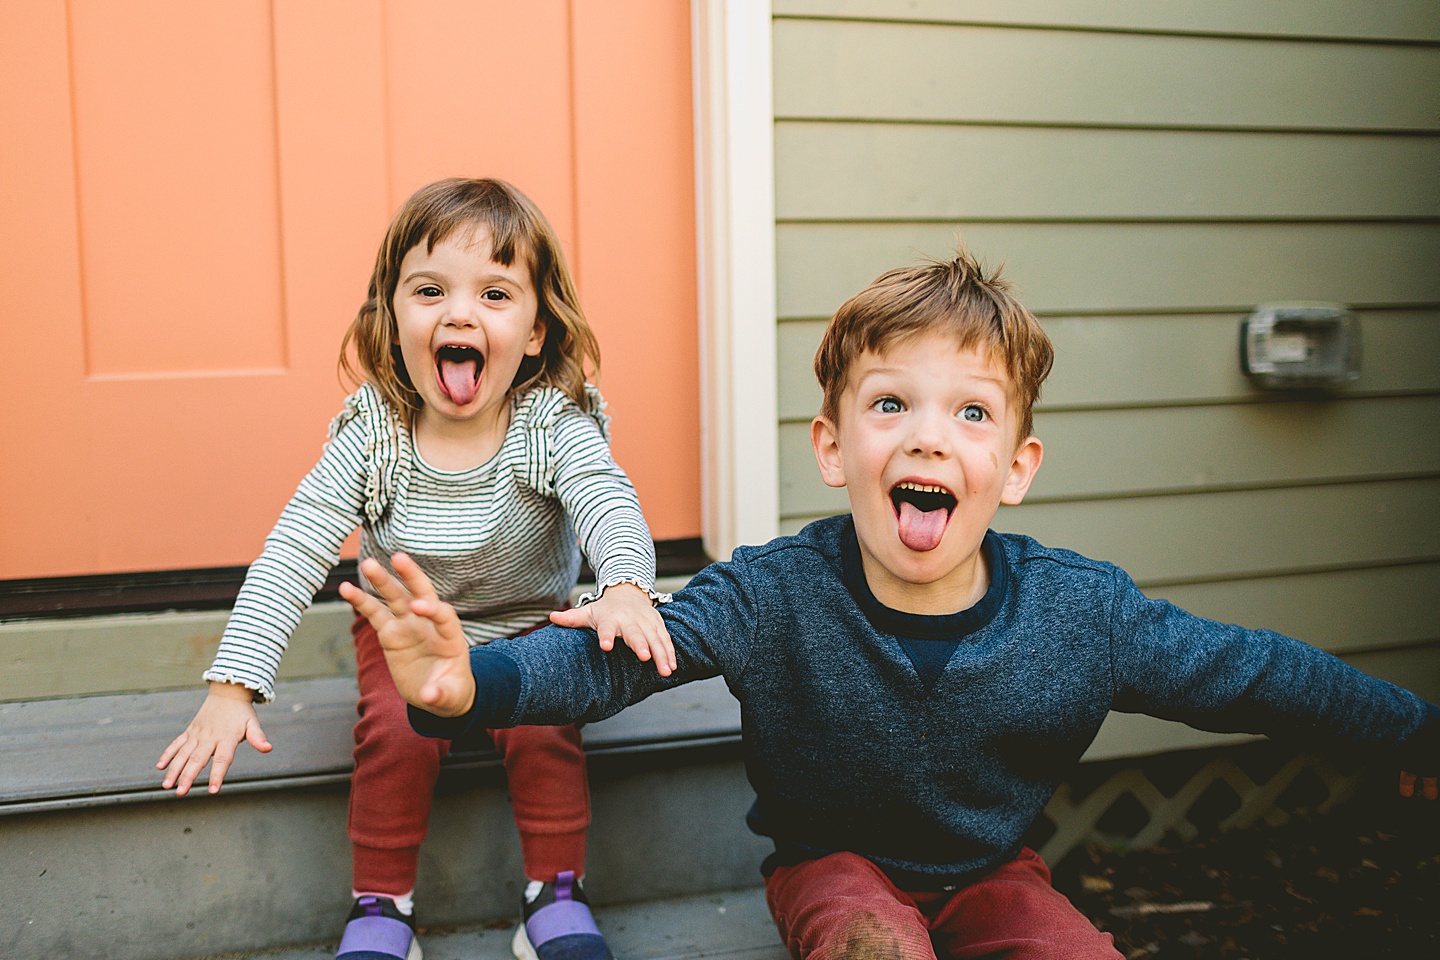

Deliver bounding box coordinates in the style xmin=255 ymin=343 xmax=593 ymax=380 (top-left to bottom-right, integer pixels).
xmin=891 ymin=483 xmax=957 ymax=552
xmin=436 ymin=346 xmax=482 ymax=405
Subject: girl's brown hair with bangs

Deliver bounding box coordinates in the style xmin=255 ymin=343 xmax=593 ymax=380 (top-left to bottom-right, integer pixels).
xmin=340 ymin=178 xmax=600 ymax=423
xmin=813 ymin=245 xmax=1054 ymax=440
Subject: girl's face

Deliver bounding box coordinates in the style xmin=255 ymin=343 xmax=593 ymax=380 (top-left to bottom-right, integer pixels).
xmin=392 ymin=227 xmax=545 ymax=431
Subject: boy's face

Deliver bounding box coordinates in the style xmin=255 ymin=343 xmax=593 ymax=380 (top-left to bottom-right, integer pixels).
xmin=811 ymin=334 xmax=1043 ymax=615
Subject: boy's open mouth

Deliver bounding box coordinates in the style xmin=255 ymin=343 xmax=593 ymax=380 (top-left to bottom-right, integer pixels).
xmin=435 ymin=344 xmax=484 ymax=405
xmin=890 ymin=481 xmax=957 ymax=552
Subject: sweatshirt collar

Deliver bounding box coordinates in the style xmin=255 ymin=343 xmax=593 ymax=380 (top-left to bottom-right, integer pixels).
xmin=840 ymin=518 xmax=1008 ymax=640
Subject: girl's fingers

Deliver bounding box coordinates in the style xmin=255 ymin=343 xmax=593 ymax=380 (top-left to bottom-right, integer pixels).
xmin=1424 ymin=776 xmax=1438 ymax=801
xmin=157 ymin=732 xmax=187 ymax=770
xmin=161 ymin=741 xmax=193 ymax=789
xmin=209 ymin=743 xmax=235 ymax=794
xmin=549 ymin=606 xmax=594 ymax=629
xmin=1400 ymin=770 xmax=1418 ymax=797
xmin=174 ymin=749 xmax=212 ymax=797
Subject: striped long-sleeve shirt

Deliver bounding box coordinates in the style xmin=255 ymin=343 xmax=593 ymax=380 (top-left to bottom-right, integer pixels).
xmin=205 ymin=381 xmax=657 ymax=701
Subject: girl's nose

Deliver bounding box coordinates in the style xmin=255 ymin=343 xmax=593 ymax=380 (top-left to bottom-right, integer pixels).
xmin=444 ymin=295 xmax=480 ymax=326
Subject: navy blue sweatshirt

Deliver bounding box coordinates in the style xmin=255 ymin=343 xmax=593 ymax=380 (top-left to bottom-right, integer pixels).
xmin=414 ymin=515 xmax=1436 ymax=888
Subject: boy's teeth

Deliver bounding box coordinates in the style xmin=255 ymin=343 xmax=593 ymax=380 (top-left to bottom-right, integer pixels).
xmin=896 ymin=482 xmax=947 ymax=495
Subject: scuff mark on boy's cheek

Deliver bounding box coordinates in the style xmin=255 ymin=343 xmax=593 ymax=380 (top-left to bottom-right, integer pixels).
xmin=990 ymin=452 xmax=998 ymax=467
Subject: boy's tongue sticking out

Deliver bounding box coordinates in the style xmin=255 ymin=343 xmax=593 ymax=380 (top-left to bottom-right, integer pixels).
xmin=437 ymin=346 xmax=481 ymax=405
xmin=893 ymin=484 xmax=955 ymax=552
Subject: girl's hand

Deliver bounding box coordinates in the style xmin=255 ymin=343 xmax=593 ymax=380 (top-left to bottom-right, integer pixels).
xmin=157 ymin=681 xmax=272 ymax=796
xmin=550 ymin=582 xmax=676 ymax=677
xmin=340 ymin=553 xmax=477 ymax=718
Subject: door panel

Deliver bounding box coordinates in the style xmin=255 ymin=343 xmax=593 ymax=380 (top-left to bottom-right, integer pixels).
xmin=0 ymin=0 xmax=699 ymax=579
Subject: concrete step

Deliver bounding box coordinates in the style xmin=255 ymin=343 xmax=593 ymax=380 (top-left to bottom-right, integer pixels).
xmin=182 ymin=886 xmax=787 ymax=960
xmin=4 ymin=677 xmax=772 ymax=960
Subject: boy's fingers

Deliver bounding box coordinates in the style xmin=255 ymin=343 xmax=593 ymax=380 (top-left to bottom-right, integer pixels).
xmin=1425 ymin=776 xmax=1438 ymax=801
xmin=339 ymin=582 xmax=391 ymax=625
xmin=357 ymin=558 xmax=412 ymax=613
xmin=391 ymin=552 xmax=440 ymax=602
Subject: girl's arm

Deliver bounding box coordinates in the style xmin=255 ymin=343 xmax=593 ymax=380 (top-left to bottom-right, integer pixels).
xmin=159 ymin=409 xmax=371 ymax=795
xmin=546 ymin=401 xmax=675 ymax=673
xmin=205 ymin=415 xmax=373 ymax=700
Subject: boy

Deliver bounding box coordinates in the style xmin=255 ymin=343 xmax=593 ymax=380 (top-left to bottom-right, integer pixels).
xmin=343 ymin=249 xmax=1437 ymax=960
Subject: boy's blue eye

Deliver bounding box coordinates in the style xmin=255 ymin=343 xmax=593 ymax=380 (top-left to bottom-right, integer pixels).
xmin=876 ymin=397 xmax=902 ymax=414
xmin=961 ymin=404 xmax=986 ymax=422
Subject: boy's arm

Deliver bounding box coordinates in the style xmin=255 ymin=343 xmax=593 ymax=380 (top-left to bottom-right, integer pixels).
xmin=1107 ymin=568 xmax=1436 ymax=783
xmin=345 ymin=551 xmax=757 ymax=739
xmin=339 ymin=554 xmax=481 ymax=719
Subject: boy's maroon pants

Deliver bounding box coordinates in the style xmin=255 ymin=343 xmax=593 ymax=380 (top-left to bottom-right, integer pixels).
xmin=764 ymin=848 xmax=1120 ymax=959
xmin=347 ymin=617 xmax=590 ymax=895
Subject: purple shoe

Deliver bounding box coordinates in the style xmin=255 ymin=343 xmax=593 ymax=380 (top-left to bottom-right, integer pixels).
xmin=336 ymin=895 xmax=422 ymax=960
xmin=512 ymin=871 xmax=613 ymax=960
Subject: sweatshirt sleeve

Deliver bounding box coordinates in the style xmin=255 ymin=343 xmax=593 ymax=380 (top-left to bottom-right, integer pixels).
xmin=1106 ymin=566 xmax=1431 ymax=755
xmin=407 ymin=555 xmax=760 ymax=738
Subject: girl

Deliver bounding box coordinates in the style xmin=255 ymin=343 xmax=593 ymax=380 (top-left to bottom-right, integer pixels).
xmin=157 ymin=178 xmax=674 ymax=960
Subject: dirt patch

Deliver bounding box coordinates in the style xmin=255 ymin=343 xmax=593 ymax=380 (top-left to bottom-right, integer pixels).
xmin=1051 ymin=780 xmax=1440 ymax=958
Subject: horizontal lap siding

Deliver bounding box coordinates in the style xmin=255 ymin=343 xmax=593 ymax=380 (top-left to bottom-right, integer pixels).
xmin=773 ymin=1 xmax=1440 ymax=43
xmin=770 ymin=8 xmax=1440 ymax=704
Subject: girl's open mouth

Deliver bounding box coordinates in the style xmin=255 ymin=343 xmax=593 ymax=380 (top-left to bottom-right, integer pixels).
xmin=435 ymin=345 xmax=484 ymax=405
xmin=890 ymin=481 xmax=957 ymax=552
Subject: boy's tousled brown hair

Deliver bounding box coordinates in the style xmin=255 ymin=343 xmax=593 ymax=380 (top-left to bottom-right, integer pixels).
xmin=341 ymin=177 xmax=600 ymax=422
xmin=813 ymin=245 xmax=1054 ymax=439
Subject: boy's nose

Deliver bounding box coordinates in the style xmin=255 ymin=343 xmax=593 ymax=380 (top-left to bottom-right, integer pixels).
xmin=905 ymin=410 xmax=952 ymax=457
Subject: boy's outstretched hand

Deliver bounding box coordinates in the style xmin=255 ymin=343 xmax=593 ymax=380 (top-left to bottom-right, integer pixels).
xmin=339 ymin=553 xmax=476 ymax=718
xmin=550 ymin=582 xmax=677 ymax=676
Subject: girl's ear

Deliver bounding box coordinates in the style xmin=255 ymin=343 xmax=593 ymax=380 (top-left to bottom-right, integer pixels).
xmin=1000 ymin=436 xmax=1043 ymax=505
xmin=811 ymin=416 xmax=847 ymax=489
xmin=525 ymin=315 xmax=548 ymax=357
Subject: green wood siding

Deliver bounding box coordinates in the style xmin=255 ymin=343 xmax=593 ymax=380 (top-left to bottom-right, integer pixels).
xmin=774 ymin=19 xmax=1440 ymax=131
xmin=774 ymin=0 xmax=1440 ymax=43
xmin=771 ymin=5 xmax=1440 ymax=723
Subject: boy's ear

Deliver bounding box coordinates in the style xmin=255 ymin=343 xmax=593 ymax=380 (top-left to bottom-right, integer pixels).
xmin=811 ymin=416 xmax=847 ymax=489
xmin=1000 ymin=436 xmax=1043 ymax=505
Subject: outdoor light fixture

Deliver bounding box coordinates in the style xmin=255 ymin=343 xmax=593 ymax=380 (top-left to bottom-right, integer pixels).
xmin=1240 ymin=304 xmax=1361 ymax=390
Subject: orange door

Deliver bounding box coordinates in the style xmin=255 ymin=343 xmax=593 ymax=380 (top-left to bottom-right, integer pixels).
xmin=0 ymin=1 xmax=698 ymax=580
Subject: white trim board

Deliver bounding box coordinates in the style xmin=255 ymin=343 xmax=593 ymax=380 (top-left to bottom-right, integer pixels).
xmin=692 ymin=0 xmax=780 ymax=561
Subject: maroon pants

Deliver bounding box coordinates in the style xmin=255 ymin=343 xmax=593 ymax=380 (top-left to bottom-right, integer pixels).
xmin=348 ymin=617 xmax=590 ymax=895
xmin=764 ymin=849 xmax=1120 ymax=960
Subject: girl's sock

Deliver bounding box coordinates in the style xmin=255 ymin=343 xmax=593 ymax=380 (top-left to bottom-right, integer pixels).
xmin=353 ymin=889 xmax=414 ymax=916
